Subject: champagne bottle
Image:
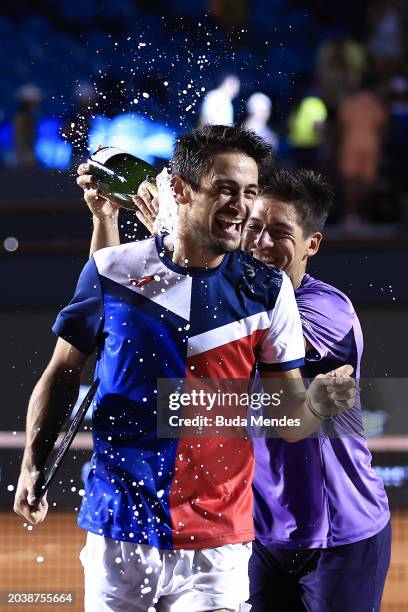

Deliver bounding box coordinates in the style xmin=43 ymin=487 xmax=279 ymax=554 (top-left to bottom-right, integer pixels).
xmin=88 ymin=147 xmax=158 ymax=211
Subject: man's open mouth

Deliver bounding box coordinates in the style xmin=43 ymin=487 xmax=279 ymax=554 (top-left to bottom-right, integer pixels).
xmin=214 ymin=215 xmax=243 ymax=236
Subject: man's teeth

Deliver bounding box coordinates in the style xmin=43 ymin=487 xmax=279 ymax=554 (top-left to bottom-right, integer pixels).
xmin=216 ymin=216 xmax=242 ymax=224
xmin=253 ymin=253 xmax=275 ymax=265
xmin=216 ymin=217 xmax=243 ymax=232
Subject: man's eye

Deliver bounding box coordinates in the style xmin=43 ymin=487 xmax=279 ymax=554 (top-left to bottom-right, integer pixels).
xmin=246 ymin=224 xmax=262 ymax=231
xmin=272 ymin=232 xmax=290 ymax=240
xmin=245 ymin=192 xmax=257 ymax=199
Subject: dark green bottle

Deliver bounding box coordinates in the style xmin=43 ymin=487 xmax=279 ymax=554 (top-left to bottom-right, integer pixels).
xmin=88 ymin=147 xmax=157 ymax=211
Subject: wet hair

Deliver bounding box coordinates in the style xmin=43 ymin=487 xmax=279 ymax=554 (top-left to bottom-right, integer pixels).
xmin=260 ymin=168 xmax=334 ymax=235
xmin=171 ymin=125 xmax=274 ymax=190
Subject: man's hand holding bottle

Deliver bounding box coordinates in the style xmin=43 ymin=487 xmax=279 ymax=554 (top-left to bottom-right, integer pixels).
xmin=76 ymin=145 xmax=159 ymax=235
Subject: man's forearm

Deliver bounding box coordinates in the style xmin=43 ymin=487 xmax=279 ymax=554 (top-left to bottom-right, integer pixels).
xmin=259 ymin=375 xmax=329 ymax=442
xmin=272 ymin=385 xmax=321 ymax=441
xmin=22 ymin=367 xmax=81 ymax=471
xmin=276 ymin=393 xmax=321 ymax=441
xmin=260 ymin=368 xmax=354 ymax=441
xmin=90 ymin=212 xmax=120 ymax=255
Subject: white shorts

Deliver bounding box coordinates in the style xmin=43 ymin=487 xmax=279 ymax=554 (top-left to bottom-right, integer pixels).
xmin=80 ymin=532 xmax=252 ymax=611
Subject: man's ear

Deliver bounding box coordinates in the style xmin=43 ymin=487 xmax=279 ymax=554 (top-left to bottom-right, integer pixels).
xmin=171 ymin=175 xmax=192 ymax=205
xmin=306 ymin=232 xmax=322 ymax=257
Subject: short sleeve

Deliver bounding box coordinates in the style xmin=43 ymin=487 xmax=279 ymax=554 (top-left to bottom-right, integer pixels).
xmin=52 ymin=257 xmax=104 ymax=355
xmin=297 ymin=287 xmax=354 ymax=362
xmin=257 ymin=272 xmax=305 ymax=371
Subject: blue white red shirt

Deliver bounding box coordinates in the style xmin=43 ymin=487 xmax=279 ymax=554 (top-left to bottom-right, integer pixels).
xmin=53 ymin=235 xmax=305 ymax=549
xmin=252 ymin=274 xmax=390 ymax=548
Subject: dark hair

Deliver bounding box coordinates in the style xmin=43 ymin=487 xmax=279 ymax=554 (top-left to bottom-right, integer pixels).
xmin=260 ymin=168 xmax=334 ymax=235
xmin=171 ymin=125 xmax=274 ymax=190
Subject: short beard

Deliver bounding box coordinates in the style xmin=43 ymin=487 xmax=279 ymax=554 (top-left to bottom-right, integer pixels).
xmin=183 ymin=218 xmax=240 ymax=255
xmin=204 ymin=233 xmax=240 ymax=255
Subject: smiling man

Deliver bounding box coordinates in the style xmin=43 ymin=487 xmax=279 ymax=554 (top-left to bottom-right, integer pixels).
xmin=15 ymin=126 xmax=356 ymax=612
xmin=242 ymin=169 xmax=390 ymax=612
xmin=164 ymin=143 xmax=259 ymax=266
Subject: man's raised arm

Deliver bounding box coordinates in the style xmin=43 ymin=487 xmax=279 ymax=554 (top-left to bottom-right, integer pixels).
xmin=77 ymin=159 xmax=159 ymax=256
xmin=77 ymin=161 xmax=121 ymax=255
xmin=14 ymin=338 xmax=88 ymax=525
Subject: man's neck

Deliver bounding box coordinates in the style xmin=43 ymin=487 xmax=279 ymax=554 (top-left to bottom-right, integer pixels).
xmin=291 ymin=268 xmax=306 ymax=290
xmin=163 ymin=235 xmax=225 ymax=269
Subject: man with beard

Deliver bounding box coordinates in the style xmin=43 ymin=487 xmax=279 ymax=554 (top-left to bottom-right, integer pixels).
xmin=14 ymin=127 xmax=353 ymax=612
xmin=93 ymin=166 xmax=390 ymax=612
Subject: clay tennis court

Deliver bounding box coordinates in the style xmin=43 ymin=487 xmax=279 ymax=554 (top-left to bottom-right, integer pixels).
xmin=0 ymin=511 xmax=407 ymax=611
xmin=2 ymin=435 xmax=408 ymax=611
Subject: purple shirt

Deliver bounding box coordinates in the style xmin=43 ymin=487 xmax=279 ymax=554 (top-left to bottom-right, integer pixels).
xmin=252 ymin=274 xmax=389 ymax=548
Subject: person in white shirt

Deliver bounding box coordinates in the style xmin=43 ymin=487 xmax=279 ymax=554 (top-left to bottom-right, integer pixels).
xmin=199 ymin=73 xmax=240 ymax=126
xmin=244 ymin=92 xmax=278 ymax=150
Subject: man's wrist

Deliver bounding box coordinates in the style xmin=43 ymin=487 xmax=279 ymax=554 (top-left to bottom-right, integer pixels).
xmin=21 ymin=458 xmax=43 ymax=474
xmin=306 ymin=392 xmax=332 ymax=420
xmin=23 ymin=442 xmax=49 ymax=472
xmin=92 ymin=213 xmax=119 ymax=227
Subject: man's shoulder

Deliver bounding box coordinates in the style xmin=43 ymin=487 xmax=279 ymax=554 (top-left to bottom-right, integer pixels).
xmin=297 ymin=274 xmax=357 ymax=328
xmin=297 ymin=275 xmax=363 ymax=365
xmin=295 ymin=274 xmax=351 ymax=304
xmin=93 ymin=238 xmax=156 ymax=274
xmin=93 ymin=237 xmax=155 ymax=259
xmin=229 ymin=251 xmax=285 ymax=309
xmin=232 ymin=250 xmax=284 ymax=286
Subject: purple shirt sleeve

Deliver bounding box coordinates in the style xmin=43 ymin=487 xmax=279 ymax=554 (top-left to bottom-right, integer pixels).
xmin=295 ymin=276 xmax=360 ymax=365
xmin=52 ymin=257 xmax=104 ymax=355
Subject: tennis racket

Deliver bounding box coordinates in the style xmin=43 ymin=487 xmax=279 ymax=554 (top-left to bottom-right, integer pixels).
xmin=34 ymin=378 xmax=100 ymax=506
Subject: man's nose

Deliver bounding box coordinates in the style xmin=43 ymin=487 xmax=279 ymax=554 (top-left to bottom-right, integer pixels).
xmin=255 ymin=228 xmax=274 ymax=248
xmin=231 ymin=194 xmax=247 ymax=216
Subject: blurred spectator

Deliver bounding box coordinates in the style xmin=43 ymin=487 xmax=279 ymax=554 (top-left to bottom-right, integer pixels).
xmin=14 ymin=84 xmax=43 ymax=167
xmin=316 ymin=36 xmax=367 ymax=113
xmin=337 ymin=79 xmax=388 ymax=227
xmin=367 ymin=0 xmax=405 ymax=77
xmin=287 ymin=95 xmax=327 ymax=169
xmin=209 ymin=0 xmax=249 ymax=27
xmin=244 ymin=92 xmax=278 ymax=150
xmin=199 ymin=74 xmax=240 ymax=126
xmin=315 ymin=37 xmax=367 ymax=182
xmin=384 ymin=76 xmax=408 ymax=200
